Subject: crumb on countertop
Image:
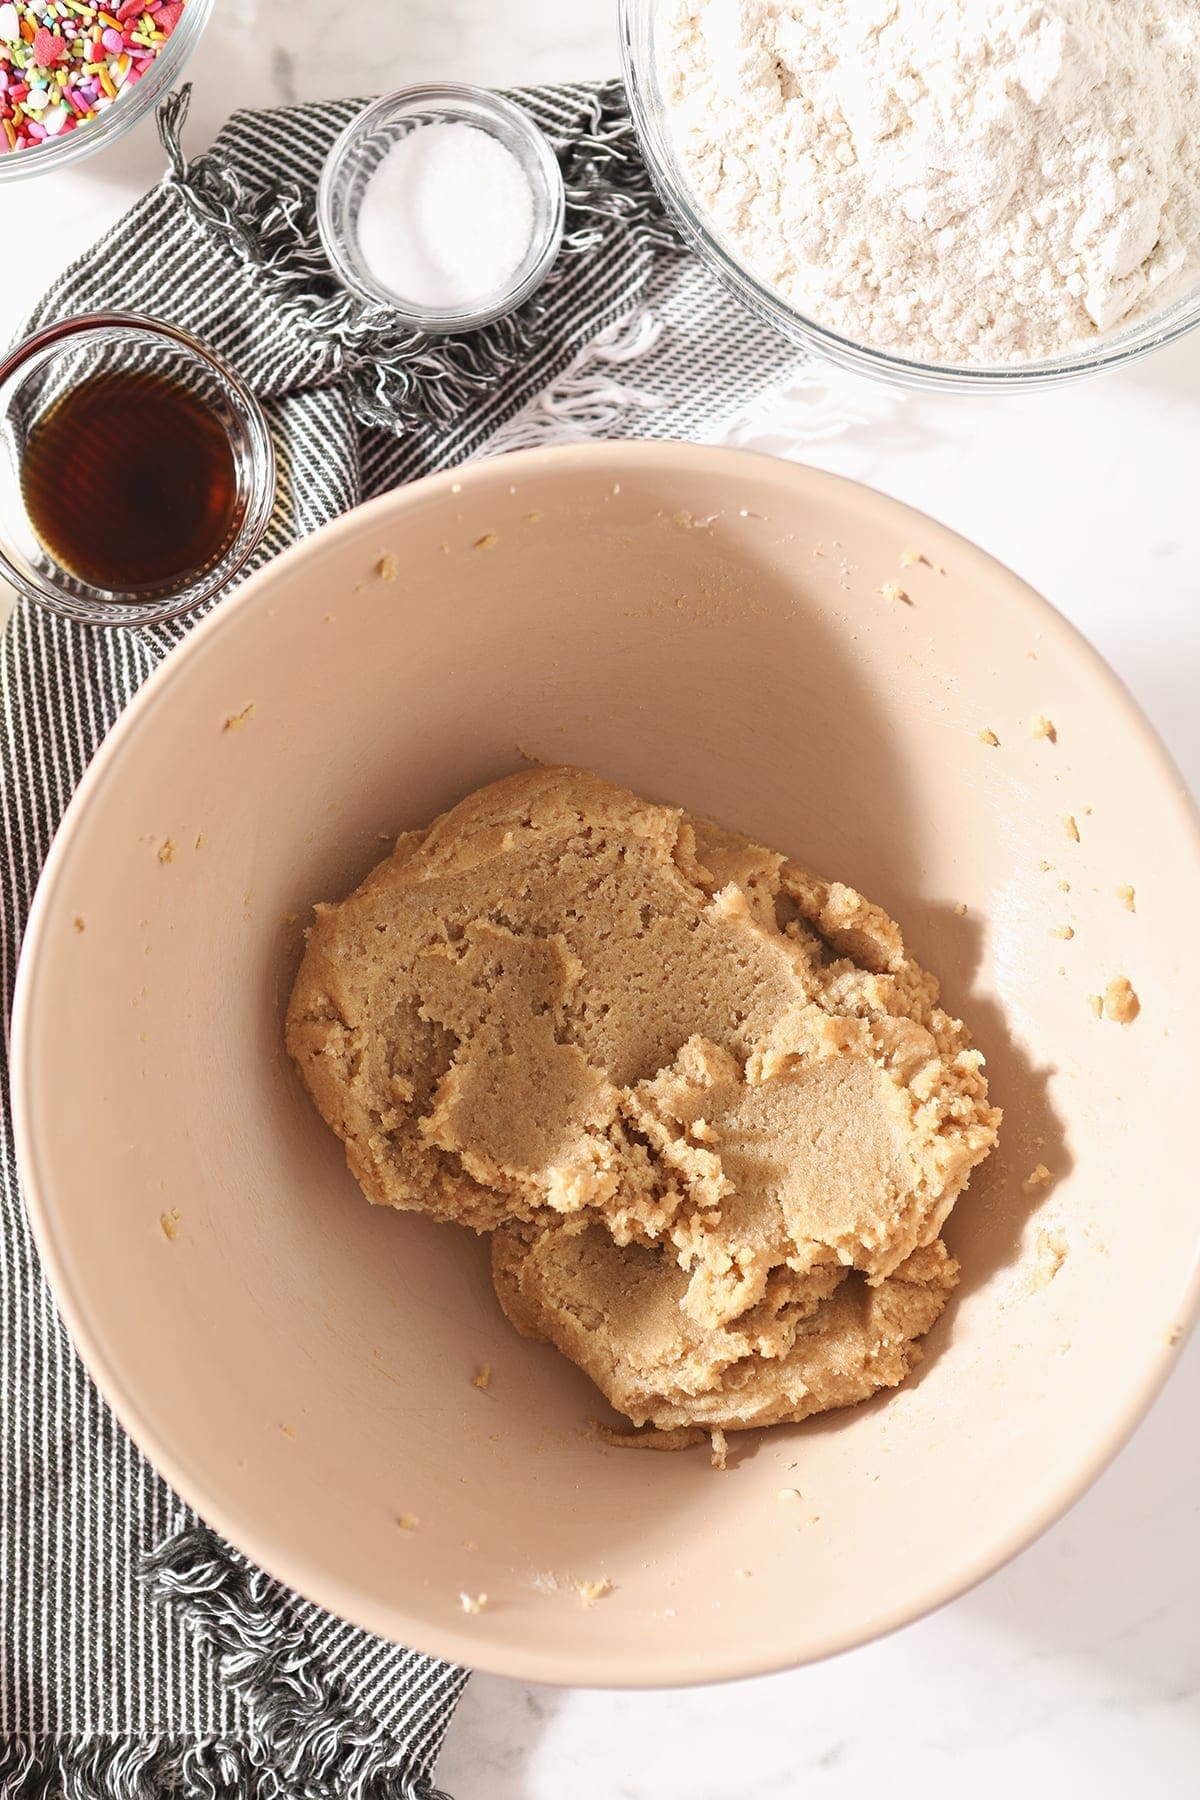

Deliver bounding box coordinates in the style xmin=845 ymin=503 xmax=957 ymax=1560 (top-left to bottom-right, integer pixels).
xmin=878 ymin=581 xmax=912 ymax=604
xmin=1116 ymin=885 xmax=1136 ymax=912
xmin=978 ymin=728 xmax=1000 ymax=747
xmin=953 ymin=901 xmax=968 ymax=916
xmin=523 ymin=511 xmax=542 ymax=524
xmin=1021 ymin=1163 xmax=1053 ymax=1195
xmin=709 ymin=1427 xmax=728 ymax=1470
xmin=577 ymin=1578 xmax=613 ymax=1607
xmin=156 ymin=839 xmax=177 ymax=864
xmin=280 ymin=1423 xmax=297 ymax=1439
xmin=73 ymin=916 xmax=86 ymax=932
xmin=377 ymin=553 xmax=398 ymax=581
xmin=473 ymin=533 xmax=499 ymax=551
xmin=777 ymin=1487 xmax=802 ymax=1502
xmin=1058 ymin=880 xmax=1070 ymax=892
xmin=1050 ymin=924 xmax=1075 ymax=939
xmin=1063 ymin=814 xmax=1080 ymax=842
xmin=159 ymin=1208 xmax=181 ymax=1240
xmin=459 ymin=1592 xmax=488 ymax=1615
xmin=397 ymin=1514 xmax=419 ymax=1531
xmin=472 ymin=1363 xmax=492 ymax=1392
xmin=1038 ymin=858 xmax=1053 ymax=873
xmin=1104 ymin=976 xmax=1139 ymax=1024
xmin=1087 ymin=993 xmax=1104 ymax=1017
xmin=1030 ymin=714 xmax=1057 ymax=741
xmin=222 ymin=702 xmax=256 ymax=733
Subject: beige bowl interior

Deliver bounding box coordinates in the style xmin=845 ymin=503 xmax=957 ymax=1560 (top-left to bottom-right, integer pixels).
xmin=14 ymin=443 xmax=1200 ymax=1687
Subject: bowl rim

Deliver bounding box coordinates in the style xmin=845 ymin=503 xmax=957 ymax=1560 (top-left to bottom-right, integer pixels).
xmin=617 ymin=0 xmax=1200 ymax=390
xmin=12 ymin=440 xmax=1200 ymax=1687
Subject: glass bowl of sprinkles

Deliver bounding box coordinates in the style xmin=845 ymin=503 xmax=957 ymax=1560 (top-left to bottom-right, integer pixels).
xmin=0 ymin=312 xmax=276 ymax=625
xmin=0 ymin=0 xmax=212 ymax=176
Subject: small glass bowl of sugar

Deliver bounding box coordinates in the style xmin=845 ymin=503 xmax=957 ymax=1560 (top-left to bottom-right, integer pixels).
xmin=318 ymin=84 xmax=565 ymax=333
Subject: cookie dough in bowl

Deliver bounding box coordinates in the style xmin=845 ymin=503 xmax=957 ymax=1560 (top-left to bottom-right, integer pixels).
xmin=287 ymin=766 xmax=1000 ymax=1436
xmin=493 ymin=1224 xmax=958 ymax=1434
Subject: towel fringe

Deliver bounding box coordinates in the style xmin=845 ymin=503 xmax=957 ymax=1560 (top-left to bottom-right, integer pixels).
xmin=156 ymin=82 xmax=674 ymax=435
xmin=481 ymin=306 xmax=664 ymax=454
xmin=0 ymin=1734 xmax=457 ymax=1799
xmin=0 ymin=1733 xmax=263 ymax=1799
xmin=23 ymin=1522 xmax=471 ymax=1800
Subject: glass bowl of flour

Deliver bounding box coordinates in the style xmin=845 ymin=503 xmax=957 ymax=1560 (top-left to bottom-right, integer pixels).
xmin=621 ymin=0 xmax=1200 ymax=387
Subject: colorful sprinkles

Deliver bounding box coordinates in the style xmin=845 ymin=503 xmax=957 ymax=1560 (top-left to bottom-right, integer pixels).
xmin=0 ymin=0 xmax=185 ymax=154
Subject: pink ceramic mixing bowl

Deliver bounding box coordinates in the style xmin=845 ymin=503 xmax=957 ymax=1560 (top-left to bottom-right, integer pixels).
xmin=13 ymin=443 xmax=1200 ymax=1684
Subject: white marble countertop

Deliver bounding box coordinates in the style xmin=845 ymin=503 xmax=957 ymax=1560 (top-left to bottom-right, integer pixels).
xmin=4 ymin=3 xmax=1200 ymax=1795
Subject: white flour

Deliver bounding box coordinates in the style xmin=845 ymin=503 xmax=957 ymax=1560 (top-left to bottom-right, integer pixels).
xmin=661 ymin=0 xmax=1200 ymax=365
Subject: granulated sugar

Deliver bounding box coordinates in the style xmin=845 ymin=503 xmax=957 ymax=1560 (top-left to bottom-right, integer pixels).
xmin=661 ymin=0 xmax=1200 ymax=365
xmin=356 ymin=121 xmax=534 ymax=310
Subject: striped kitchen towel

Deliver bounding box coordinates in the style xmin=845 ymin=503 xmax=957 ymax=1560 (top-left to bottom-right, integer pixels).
xmin=0 ymin=80 xmax=808 ymax=1798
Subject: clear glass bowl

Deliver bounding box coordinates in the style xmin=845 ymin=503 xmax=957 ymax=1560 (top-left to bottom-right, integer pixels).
xmin=0 ymin=0 xmax=213 ymax=183
xmin=619 ymin=0 xmax=1200 ymax=390
xmin=0 ymin=313 xmax=276 ymax=627
xmin=317 ymin=83 xmax=565 ymax=333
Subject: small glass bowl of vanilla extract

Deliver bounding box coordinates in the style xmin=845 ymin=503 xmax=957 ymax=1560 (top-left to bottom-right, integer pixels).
xmin=0 ymin=313 xmax=276 ymax=627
